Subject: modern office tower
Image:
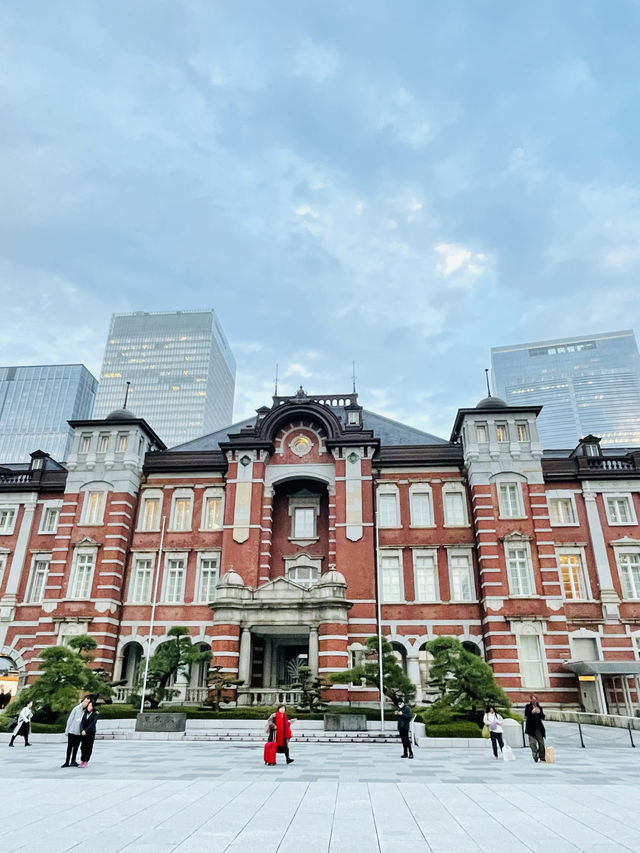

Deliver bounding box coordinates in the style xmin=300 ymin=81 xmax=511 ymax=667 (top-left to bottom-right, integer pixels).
xmin=0 ymin=364 xmax=97 ymax=463
xmin=93 ymin=310 xmax=236 ymax=447
xmin=491 ymin=330 xmax=640 ymax=447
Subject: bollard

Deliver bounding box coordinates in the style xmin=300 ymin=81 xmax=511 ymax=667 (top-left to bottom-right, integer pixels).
xmin=578 ymin=722 xmax=585 ymax=748
xmin=629 ymin=724 xmax=635 ymax=748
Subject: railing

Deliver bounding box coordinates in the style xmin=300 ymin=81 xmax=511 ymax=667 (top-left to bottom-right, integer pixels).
xmin=112 ymin=685 xmax=209 ymax=705
xmin=585 ymin=458 xmax=634 ymax=471
xmin=0 ymin=472 xmax=33 ymax=484
xmin=238 ymin=688 xmax=303 ymax=707
xmin=185 ymin=687 xmax=208 ymax=704
xmin=113 ymin=686 xmax=135 ymax=703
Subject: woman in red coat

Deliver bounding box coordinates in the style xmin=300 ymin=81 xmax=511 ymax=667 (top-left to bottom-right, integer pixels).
xmin=267 ymin=704 xmax=294 ymax=764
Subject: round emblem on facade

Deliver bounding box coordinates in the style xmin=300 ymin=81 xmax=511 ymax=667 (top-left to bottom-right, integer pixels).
xmin=239 ymin=455 xmax=252 ymax=467
xmin=290 ymin=434 xmax=313 ymax=456
xmin=347 ymin=451 xmax=359 ymax=464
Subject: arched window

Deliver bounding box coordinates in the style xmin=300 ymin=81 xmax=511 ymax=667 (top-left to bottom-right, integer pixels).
xmin=390 ymin=642 xmax=407 ymax=673
xmin=462 ymin=640 xmax=483 ymax=658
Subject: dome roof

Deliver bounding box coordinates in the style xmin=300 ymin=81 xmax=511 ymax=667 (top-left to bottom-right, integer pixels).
xmin=476 ymin=395 xmax=507 ymax=409
xmin=318 ymin=569 xmax=347 ymax=586
xmin=106 ymin=407 xmax=137 ymax=421
xmin=219 ymin=569 xmax=244 ymax=586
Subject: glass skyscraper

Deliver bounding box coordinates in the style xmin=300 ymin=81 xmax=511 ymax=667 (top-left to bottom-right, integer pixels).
xmin=491 ymin=330 xmax=640 ymax=448
xmin=93 ymin=310 xmax=236 ymax=447
xmin=0 ymin=364 xmax=97 ymax=463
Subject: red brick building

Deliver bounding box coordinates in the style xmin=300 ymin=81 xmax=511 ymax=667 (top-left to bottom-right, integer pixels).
xmin=1 ymin=387 xmax=640 ymax=713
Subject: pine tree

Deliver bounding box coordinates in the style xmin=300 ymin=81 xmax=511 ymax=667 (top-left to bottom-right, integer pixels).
xmin=330 ymin=636 xmax=416 ymax=704
xmin=143 ymin=626 xmax=211 ymax=709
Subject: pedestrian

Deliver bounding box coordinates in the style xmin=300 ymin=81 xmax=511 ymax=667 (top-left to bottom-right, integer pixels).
xmin=79 ymin=698 xmax=98 ymax=768
xmin=395 ymin=699 xmax=414 ymax=758
xmin=9 ymin=700 xmax=33 ymax=747
xmin=266 ymin=704 xmax=294 ymax=764
xmin=0 ymin=688 xmax=5 ymax=710
xmin=61 ymin=696 xmax=89 ymax=768
xmin=483 ymin=705 xmax=504 ymax=759
xmin=524 ymin=694 xmax=546 ymax=762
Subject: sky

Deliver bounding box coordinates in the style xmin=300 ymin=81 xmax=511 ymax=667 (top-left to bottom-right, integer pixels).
xmin=2 ymin=1 xmax=640 ymax=440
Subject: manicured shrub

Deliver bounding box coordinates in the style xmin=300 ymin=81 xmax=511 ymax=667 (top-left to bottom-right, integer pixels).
xmin=425 ymin=721 xmax=483 ymax=738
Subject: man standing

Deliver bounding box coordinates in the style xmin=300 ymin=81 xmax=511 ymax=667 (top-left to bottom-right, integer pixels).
xmin=396 ymin=700 xmax=413 ymax=759
xmin=61 ymin=696 xmax=89 ymax=768
xmin=524 ymin=694 xmax=546 ymax=762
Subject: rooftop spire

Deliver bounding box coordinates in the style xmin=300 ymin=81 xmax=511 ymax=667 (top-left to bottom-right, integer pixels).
xmin=123 ymin=380 xmax=131 ymax=410
xmin=484 ymin=368 xmax=491 ymax=398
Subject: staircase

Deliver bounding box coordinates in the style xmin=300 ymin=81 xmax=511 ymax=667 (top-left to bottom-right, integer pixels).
xmin=97 ymin=730 xmax=400 ymax=744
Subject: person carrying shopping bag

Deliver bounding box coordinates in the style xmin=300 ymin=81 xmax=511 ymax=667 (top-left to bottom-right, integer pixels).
xmin=9 ymin=701 xmax=33 ymax=747
xmin=483 ymin=705 xmax=504 ymax=759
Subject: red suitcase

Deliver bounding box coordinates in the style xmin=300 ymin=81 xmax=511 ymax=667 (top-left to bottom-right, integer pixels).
xmin=264 ymin=740 xmax=277 ymax=765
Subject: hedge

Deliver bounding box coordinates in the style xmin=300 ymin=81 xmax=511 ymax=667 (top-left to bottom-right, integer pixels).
xmin=425 ymin=721 xmax=483 ymax=738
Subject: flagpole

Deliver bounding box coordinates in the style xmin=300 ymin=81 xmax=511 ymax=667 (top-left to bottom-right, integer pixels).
xmin=373 ymin=485 xmax=385 ymax=732
xmin=139 ymin=515 xmax=166 ymax=714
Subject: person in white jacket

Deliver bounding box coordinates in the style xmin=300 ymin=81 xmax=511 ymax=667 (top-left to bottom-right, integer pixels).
xmin=483 ymin=705 xmax=504 ymax=759
xmin=9 ymin=701 xmax=33 ymax=747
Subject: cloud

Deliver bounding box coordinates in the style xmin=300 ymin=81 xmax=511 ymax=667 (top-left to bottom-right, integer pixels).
xmin=293 ymin=38 xmax=339 ymax=83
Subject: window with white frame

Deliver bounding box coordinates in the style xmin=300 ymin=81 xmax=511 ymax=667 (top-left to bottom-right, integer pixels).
xmin=197 ymin=553 xmax=220 ymax=602
xmin=25 ymin=555 xmax=50 ymax=603
xmin=164 ymin=556 xmax=186 ymax=603
xmin=288 ymin=564 xmax=320 ymax=587
xmin=129 ymin=556 xmax=154 ymax=603
xmin=97 ymin=433 xmax=110 ymax=454
xmin=293 ymin=507 xmax=315 ymax=538
xmin=377 ymin=489 xmax=400 ymax=527
xmin=557 ymin=551 xmax=588 ymax=600
xmin=79 ymin=434 xmax=91 ymax=454
xmin=617 ymin=552 xmax=640 ymax=599
xmin=170 ymin=491 xmax=193 ymax=531
xmin=348 ymin=644 xmax=366 ymax=670
xmin=475 ymin=423 xmax=488 ymax=443
xmin=505 ymin=545 xmax=534 ymax=596
xmin=201 ymin=489 xmax=224 ymax=531
xmin=548 ymin=496 xmax=576 ymax=525
xmin=68 ymin=550 xmax=96 ymax=599
xmin=116 ymin=434 xmax=128 ymax=453
xmin=635 ymin=635 xmax=640 ymax=660
xmin=82 ymin=491 xmax=106 ymax=525
xmin=0 ymin=506 xmax=17 ymax=535
xmin=516 ymin=422 xmax=529 ymax=442
xmin=409 ymin=487 xmax=433 ymax=527
xmin=39 ymin=504 xmax=60 ymax=534
xmin=496 ymin=423 xmax=508 ymax=442
xmin=139 ymin=493 xmax=161 ymax=531
xmin=605 ymin=495 xmax=635 ymax=525
xmin=518 ymin=634 xmax=546 ymax=688
xmin=498 ymin=482 xmax=523 ymax=518
xmin=572 ymin=637 xmax=599 ymax=661
xmin=380 ymin=551 xmax=403 ymax=601
xmin=448 ymin=552 xmax=474 ymax=601
xmin=413 ymin=549 xmax=438 ymax=601
xmin=443 ymin=490 xmax=467 ymax=526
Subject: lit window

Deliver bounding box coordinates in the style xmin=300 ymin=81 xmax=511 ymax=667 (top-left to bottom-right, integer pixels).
xmin=449 ymin=553 xmax=474 ymax=601
xmin=26 ymin=556 xmax=49 ymax=603
xmin=518 ymin=634 xmax=546 ymax=688
xmin=443 ymin=491 xmax=467 ymax=526
xmin=606 ymin=496 xmax=633 ymax=525
xmin=202 ymin=491 xmax=223 ymax=531
xmin=40 ymin=506 xmax=59 ymax=534
xmin=549 ymin=497 xmax=576 ymax=525
xmin=516 ymin=423 xmax=529 ymax=441
xmin=378 ymin=491 xmax=399 ymax=527
xmin=506 ymin=546 xmax=534 ymax=596
xmin=380 ymin=552 xmax=403 ymax=601
xmin=117 ymin=434 xmax=128 ymax=453
xmin=498 ymin=483 xmax=522 ymax=518
xmin=558 ymin=553 xmax=587 ymax=600
xmin=618 ymin=553 xmax=640 ymax=599
xmin=409 ymin=490 xmax=432 ymax=527
xmin=496 ymin=424 xmax=508 ymax=442
xmin=170 ymin=494 xmax=193 ymax=531
xmin=98 ymin=434 xmax=110 ymax=454
xmin=83 ymin=492 xmax=106 ymax=525
xmin=130 ymin=557 xmax=153 ymax=603
xmin=69 ymin=551 xmax=96 ymax=599
xmin=293 ymin=507 xmax=315 ymax=539
xmin=413 ymin=551 xmax=438 ymax=601
xmin=198 ymin=554 xmax=220 ymax=601
xmin=139 ymin=496 xmax=161 ymax=531
xmin=164 ymin=557 xmax=186 ymax=603
xmin=476 ymin=424 xmax=488 ymax=443
xmin=0 ymin=507 xmax=17 ymax=535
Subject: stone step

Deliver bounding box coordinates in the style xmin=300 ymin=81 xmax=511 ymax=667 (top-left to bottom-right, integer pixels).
xmin=96 ymin=732 xmax=400 ymax=744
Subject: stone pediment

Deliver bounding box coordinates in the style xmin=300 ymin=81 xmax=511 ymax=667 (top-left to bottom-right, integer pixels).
xmin=254 ymin=576 xmax=312 ymax=600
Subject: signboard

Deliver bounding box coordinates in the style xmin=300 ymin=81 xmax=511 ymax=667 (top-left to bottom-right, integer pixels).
xmin=578 ymin=675 xmax=596 ymax=682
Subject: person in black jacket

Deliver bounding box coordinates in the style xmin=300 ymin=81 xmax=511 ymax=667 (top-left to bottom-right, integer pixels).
xmin=395 ymin=700 xmax=413 ymax=759
xmin=79 ymin=699 xmax=98 ymax=767
xmin=524 ymin=694 xmax=546 ymax=762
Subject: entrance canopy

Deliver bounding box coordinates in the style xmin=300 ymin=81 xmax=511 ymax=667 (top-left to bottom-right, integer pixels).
xmin=563 ymin=660 xmax=640 ymax=677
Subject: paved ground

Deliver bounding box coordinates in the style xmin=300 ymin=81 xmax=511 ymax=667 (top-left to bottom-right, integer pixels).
xmin=2 ymin=733 xmax=640 ymax=853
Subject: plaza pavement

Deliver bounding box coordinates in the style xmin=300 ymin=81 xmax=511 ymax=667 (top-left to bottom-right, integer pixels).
xmin=2 ymin=726 xmax=640 ymax=853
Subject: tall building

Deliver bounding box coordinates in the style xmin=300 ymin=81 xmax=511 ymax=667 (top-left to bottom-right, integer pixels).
xmin=0 ymin=364 xmax=97 ymax=463
xmin=93 ymin=310 xmax=236 ymax=447
xmin=491 ymin=330 xmax=640 ymax=448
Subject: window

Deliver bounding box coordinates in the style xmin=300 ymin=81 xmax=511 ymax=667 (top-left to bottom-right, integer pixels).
xmin=130 ymin=557 xmax=154 ymax=603
xmin=288 ymin=564 xmax=320 ymax=587
xmin=549 ymin=497 xmax=576 ymax=525
xmin=97 ymin=434 xmax=110 ymax=454
xmin=449 ymin=552 xmax=474 ymax=601
xmin=39 ymin=505 xmax=60 ymax=534
xmin=558 ymin=552 xmax=588 ymax=600
xmin=585 ymin=443 xmax=599 ymax=457
xmin=139 ymin=495 xmax=161 ymax=531
xmin=79 ymin=434 xmax=91 ymax=454
xmin=26 ymin=556 xmax=49 ymax=602
xmin=164 ymin=556 xmax=186 ymax=603
xmin=606 ymin=496 xmax=634 ymax=525
xmin=617 ymin=553 xmax=640 ymax=599
xmin=518 ymin=634 xmax=546 ymax=688
xmin=475 ymin=424 xmax=488 ymax=443
xmin=380 ymin=552 xmax=403 ymax=601
xmin=197 ymin=553 xmax=220 ymax=601
xmin=117 ymin=434 xmax=128 ymax=453
xmin=293 ymin=507 xmax=315 ymax=539
xmin=443 ymin=491 xmax=467 ymax=526
xmin=0 ymin=553 xmax=6 ymax=586
xmin=347 ymin=410 xmax=359 ymax=425
xmin=409 ymin=489 xmax=432 ymax=527
xmin=170 ymin=493 xmax=193 ymax=531
xmin=506 ymin=546 xmax=534 ymax=596
xmin=0 ymin=507 xmax=17 ymax=535
xmin=69 ymin=551 xmax=96 ymax=599
xmin=498 ymin=483 xmax=523 ymax=518
xmin=83 ymin=491 xmax=105 ymax=525
xmin=377 ymin=491 xmax=399 ymax=527
xmin=413 ymin=550 xmax=438 ymax=601
xmin=516 ymin=422 xmax=529 ymax=442
xmin=201 ymin=490 xmax=224 ymax=531
xmin=572 ymin=637 xmax=599 ymax=661
xmin=496 ymin=423 xmax=508 ymax=442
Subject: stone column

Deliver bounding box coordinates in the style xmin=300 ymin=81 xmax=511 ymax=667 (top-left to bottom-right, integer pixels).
xmin=238 ymin=628 xmax=252 ymax=686
xmin=583 ymin=490 xmax=619 ymax=621
xmin=407 ymin=654 xmax=422 ymax=702
xmin=309 ymin=627 xmax=319 ymax=677
xmin=263 ymin=639 xmax=273 ymax=688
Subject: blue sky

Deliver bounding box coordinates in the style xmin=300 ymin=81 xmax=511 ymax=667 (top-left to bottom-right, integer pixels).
xmin=2 ymin=1 xmax=639 ymax=439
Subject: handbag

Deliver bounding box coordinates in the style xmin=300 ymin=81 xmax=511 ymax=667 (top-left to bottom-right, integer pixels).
xmin=503 ymin=744 xmax=515 ymax=761
xmin=481 ymin=724 xmax=490 ymax=738
xmin=7 ymin=716 xmax=18 ymax=732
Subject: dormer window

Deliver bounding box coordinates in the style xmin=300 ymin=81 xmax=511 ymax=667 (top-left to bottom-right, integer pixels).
xmin=585 ymin=443 xmax=599 ymax=457
xmin=347 ymin=410 xmax=360 ymax=425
